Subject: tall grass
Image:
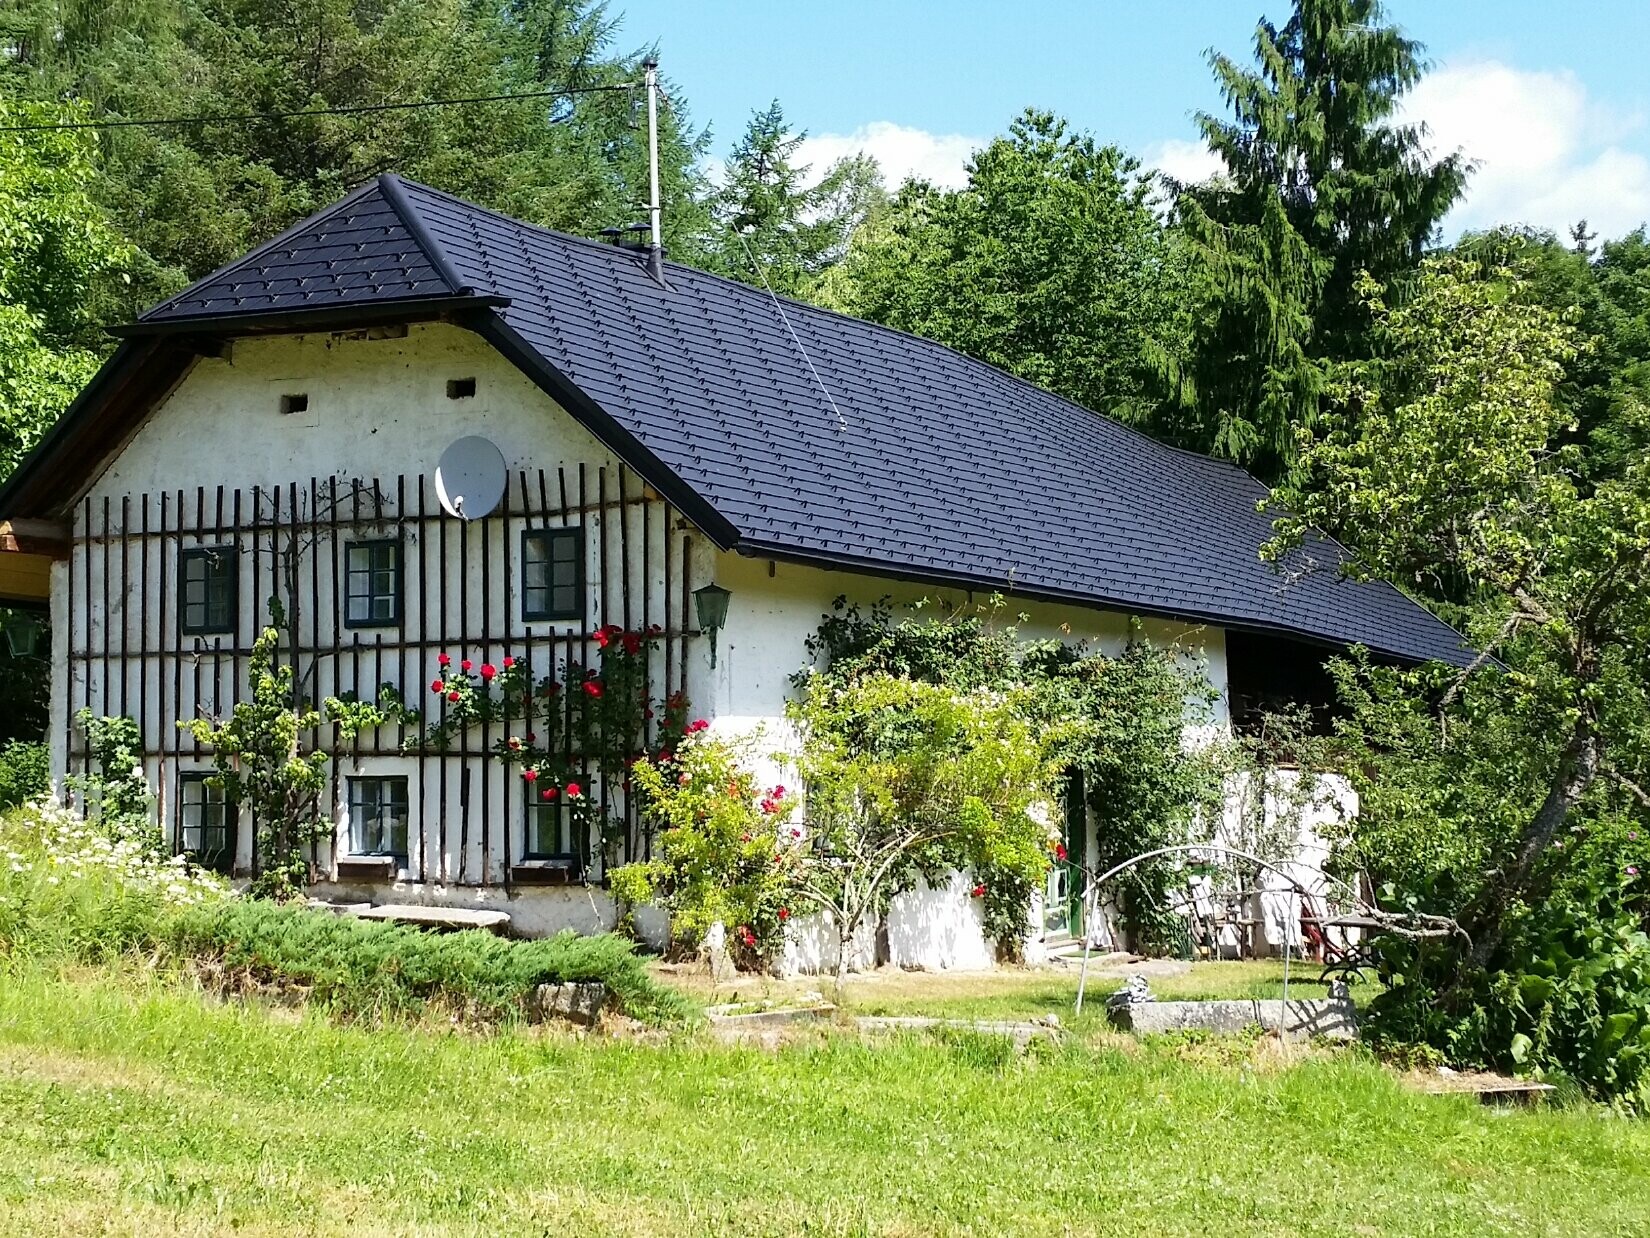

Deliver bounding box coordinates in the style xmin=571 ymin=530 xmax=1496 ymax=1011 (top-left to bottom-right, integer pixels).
xmin=0 ymin=801 xmax=686 ymax=1024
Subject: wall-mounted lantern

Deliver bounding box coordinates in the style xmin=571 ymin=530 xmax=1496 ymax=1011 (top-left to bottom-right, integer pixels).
xmin=1 ymin=609 xmax=45 ymax=659
xmin=692 ymin=583 xmax=732 ymax=668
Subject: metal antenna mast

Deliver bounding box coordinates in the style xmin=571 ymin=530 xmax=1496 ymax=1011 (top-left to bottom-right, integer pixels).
xmin=642 ymin=56 xmax=665 ymax=285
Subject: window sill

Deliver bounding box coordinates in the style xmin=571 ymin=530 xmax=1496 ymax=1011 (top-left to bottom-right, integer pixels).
xmin=336 ymin=855 xmax=403 ymax=881
xmin=512 ymin=858 xmax=581 ymax=885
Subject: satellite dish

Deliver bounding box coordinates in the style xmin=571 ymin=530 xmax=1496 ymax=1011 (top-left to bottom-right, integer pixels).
xmin=435 ymin=436 xmax=507 ymax=520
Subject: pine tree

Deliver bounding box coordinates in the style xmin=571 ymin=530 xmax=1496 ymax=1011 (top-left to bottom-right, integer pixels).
xmin=1156 ymin=0 xmax=1467 ymax=481
xmin=709 ymin=100 xmax=884 ymax=297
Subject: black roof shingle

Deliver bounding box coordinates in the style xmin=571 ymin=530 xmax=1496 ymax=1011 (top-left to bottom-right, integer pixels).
xmin=124 ymin=174 xmax=1470 ymax=666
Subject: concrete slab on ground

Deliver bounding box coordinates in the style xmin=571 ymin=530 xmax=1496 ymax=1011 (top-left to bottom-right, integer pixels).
xmin=1110 ymin=996 xmax=1358 ymax=1040
xmin=352 ymin=904 xmax=512 ymax=932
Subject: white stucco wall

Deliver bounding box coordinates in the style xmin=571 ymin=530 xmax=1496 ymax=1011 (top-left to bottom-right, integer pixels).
xmin=57 ymin=321 xmax=704 ymax=908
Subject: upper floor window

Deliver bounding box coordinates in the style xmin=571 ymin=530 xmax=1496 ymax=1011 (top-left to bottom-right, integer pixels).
xmin=348 ymin=775 xmax=409 ymax=862
xmin=178 ymin=772 xmax=235 ymax=874
xmin=344 ymin=539 xmax=401 ymax=628
xmin=522 ymin=527 xmax=582 ymax=622
xmin=180 ymin=546 xmax=237 ymax=635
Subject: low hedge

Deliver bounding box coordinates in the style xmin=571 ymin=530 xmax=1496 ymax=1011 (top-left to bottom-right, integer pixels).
xmin=160 ymin=900 xmax=689 ymax=1025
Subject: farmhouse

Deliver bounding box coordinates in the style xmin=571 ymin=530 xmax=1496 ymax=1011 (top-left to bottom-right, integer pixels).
xmin=0 ymin=174 xmax=1468 ymax=968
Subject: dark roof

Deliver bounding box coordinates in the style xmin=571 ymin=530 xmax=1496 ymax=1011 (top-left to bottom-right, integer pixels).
xmin=9 ymin=174 xmax=1472 ymax=667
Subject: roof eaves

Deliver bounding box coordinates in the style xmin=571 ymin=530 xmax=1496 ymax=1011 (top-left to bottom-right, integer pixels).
xmin=732 ymin=536 xmax=1474 ymax=668
xmin=463 ymin=308 xmax=743 ymax=550
xmin=110 ymin=293 xmax=511 ymax=338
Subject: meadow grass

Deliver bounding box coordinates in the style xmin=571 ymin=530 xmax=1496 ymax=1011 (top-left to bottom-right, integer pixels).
xmin=1 ymin=964 xmax=1647 ymax=1236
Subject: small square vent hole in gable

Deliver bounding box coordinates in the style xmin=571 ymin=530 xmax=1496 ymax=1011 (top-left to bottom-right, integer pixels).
xmin=279 ymin=392 xmax=309 ymax=416
xmin=447 ymin=378 xmax=477 ymax=400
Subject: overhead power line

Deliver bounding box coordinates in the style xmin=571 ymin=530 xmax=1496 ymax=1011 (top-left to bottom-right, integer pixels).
xmin=0 ymin=83 xmax=637 ymax=134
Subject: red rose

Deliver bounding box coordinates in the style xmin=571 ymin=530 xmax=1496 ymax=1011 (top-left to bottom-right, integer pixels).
xmin=1055 ymin=843 xmax=1068 ymax=861
xmin=583 ymin=680 xmax=603 ymax=698
xmin=593 ymin=628 xmax=610 ymax=649
xmin=542 ymin=786 xmax=558 ymax=801
xmin=437 ymin=653 xmax=451 ymax=667
xmin=527 ymin=732 xmax=537 ymax=742
xmin=623 ymin=633 xmax=642 ymax=655
xmin=543 ymin=681 xmax=560 ymax=696
xmin=502 ymin=656 xmax=515 ymax=669
xmin=648 ymin=623 xmax=663 ymax=635
xmin=739 ymin=926 xmax=756 ymax=948
xmin=431 ymin=679 xmax=445 ymax=694
xmin=566 ymin=781 xmax=582 ymax=797
xmin=773 ymin=785 xmax=786 ymax=796
xmin=644 ymin=708 xmax=655 ymax=720
xmin=778 ymin=907 xmax=790 ymax=921
xmin=508 ymin=738 xmax=521 ymax=751
xmin=523 ymin=769 xmax=537 ymax=782
xmin=447 ymin=691 xmax=461 ymax=703
xmin=658 ymin=750 xmax=674 ymax=763
xmin=480 ymin=663 xmax=496 ymax=681
xmin=971 ymin=884 xmax=986 ymax=898
xmin=461 ymin=659 xmax=473 ymax=672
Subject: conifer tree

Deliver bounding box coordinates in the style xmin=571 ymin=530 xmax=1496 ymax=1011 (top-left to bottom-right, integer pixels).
xmin=709 ymin=100 xmax=884 ymax=297
xmin=1156 ymin=0 xmax=1467 ymax=481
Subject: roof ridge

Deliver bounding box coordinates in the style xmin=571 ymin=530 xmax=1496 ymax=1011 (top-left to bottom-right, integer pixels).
xmin=376 ymin=172 xmax=466 ymax=296
xmin=140 ymin=177 xmax=387 ymax=321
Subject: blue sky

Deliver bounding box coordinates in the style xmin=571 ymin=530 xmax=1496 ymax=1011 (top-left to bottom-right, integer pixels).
xmin=611 ymin=1 xmax=1650 ymax=238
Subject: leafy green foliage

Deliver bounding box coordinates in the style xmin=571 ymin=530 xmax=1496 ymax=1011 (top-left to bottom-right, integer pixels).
xmin=707 ymin=100 xmax=885 ymax=296
xmin=819 ymin=110 xmax=1187 ymax=422
xmin=1154 ymin=0 xmax=1466 ymax=478
xmin=0 ymin=740 xmax=48 ymax=810
xmin=181 ymin=628 xmax=386 ymax=898
xmin=789 ymin=669 xmax=1060 ymax=965
xmin=614 ymin=732 xmax=794 ymax=960
xmin=67 ymin=711 xmax=157 ymax=852
xmin=0 ymin=99 xmax=132 ymax=478
xmin=4 ymin=0 xmax=713 ymax=300
xmin=798 ymin=598 xmax=1224 ymax=951
xmin=161 ymin=899 xmax=688 ymax=1024
xmin=1266 ymin=255 xmax=1650 ymax=1103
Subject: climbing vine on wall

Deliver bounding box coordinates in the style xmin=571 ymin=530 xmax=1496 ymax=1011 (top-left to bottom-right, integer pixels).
xmin=802 ymin=596 xmax=1226 ymax=950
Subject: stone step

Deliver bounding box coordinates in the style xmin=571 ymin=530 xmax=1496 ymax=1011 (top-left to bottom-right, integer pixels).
xmin=352 ymin=903 xmax=512 ymax=933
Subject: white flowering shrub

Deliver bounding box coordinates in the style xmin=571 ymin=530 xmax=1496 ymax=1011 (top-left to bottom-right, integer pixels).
xmin=0 ymin=796 xmax=232 ymax=961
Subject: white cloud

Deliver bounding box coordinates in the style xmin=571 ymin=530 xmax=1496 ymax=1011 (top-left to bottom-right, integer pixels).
xmin=795 ymin=121 xmax=983 ymax=190
xmin=1400 ymin=59 xmax=1650 ymax=239
xmin=1142 ymin=138 xmax=1224 ymax=187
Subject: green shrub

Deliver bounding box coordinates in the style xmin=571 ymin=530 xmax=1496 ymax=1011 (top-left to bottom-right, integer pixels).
xmin=0 ymin=740 xmax=48 ymax=810
xmin=160 ymin=900 xmax=689 ymax=1025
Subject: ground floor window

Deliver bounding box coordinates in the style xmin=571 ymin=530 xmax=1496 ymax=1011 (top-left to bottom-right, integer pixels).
xmin=524 ymin=799 xmax=575 ymax=860
xmin=178 ymin=772 xmax=235 ymax=874
xmin=348 ymin=776 xmax=409 ymax=861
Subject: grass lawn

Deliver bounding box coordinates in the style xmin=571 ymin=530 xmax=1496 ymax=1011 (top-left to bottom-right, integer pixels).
xmin=2 ymin=966 xmax=1648 ymax=1236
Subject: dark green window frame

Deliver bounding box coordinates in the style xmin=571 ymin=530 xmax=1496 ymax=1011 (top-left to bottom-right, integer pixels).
xmin=523 ymin=798 xmax=579 ymax=863
xmin=179 ymin=546 xmax=238 ymax=636
xmin=177 ymin=771 xmax=236 ymax=875
xmin=343 ymin=538 xmax=402 ymax=628
xmin=521 ymin=526 xmax=583 ymax=622
xmin=347 ymin=775 xmax=409 ymax=862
